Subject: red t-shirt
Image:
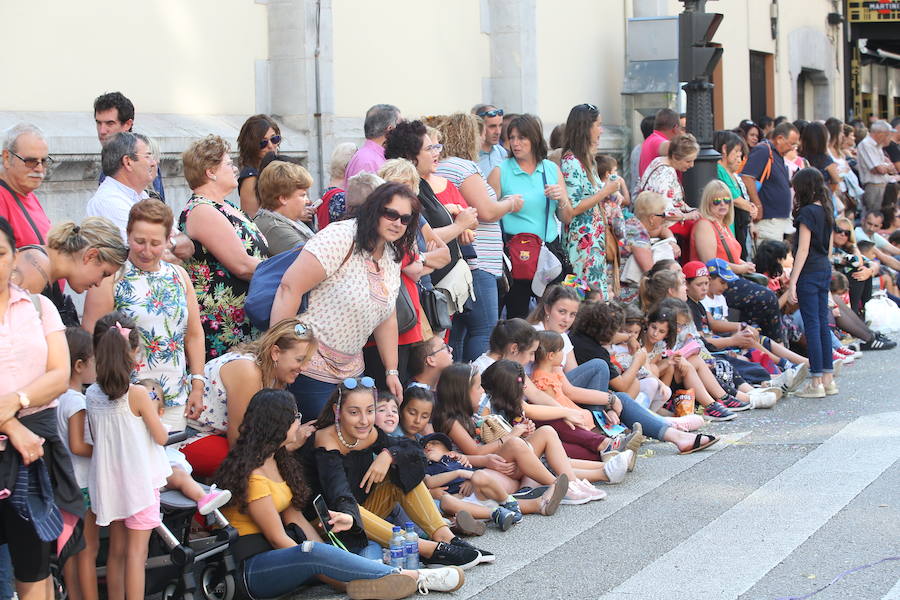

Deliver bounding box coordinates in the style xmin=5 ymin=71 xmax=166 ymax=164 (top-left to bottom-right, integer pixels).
xmin=0 ymin=184 xmax=51 ymax=247
xmin=435 ymin=181 xmax=469 ymax=209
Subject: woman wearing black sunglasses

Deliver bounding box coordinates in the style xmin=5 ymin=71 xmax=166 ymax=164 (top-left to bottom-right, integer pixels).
xmin=237 ymin=114 xmax=282 ymax=217
xmin=271 ymin=182 xmax=420 ymax=418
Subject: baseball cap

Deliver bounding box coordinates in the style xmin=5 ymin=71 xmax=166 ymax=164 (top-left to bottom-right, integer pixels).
xmin=420 ymin=432 xmax=454 ymax=451
xmin=681 ymin=261 xmax=709 ymax=279
xmin=705 ymin=258 xmax=738 ymax=282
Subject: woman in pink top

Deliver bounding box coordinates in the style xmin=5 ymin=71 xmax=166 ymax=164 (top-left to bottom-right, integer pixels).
xmin=0 ymin=216 xmax=75 ymax=596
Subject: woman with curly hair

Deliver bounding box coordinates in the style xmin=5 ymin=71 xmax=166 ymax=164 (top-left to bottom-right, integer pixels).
xmin=236 ymin=114 xmax=281 ymax=217
xmin=270 ymin=182 xmax=420 ymax=416
xmin=178 ymin=135 xmax=269 ymax=359
xmin=216 ymin=389 xmax=464 ymax=599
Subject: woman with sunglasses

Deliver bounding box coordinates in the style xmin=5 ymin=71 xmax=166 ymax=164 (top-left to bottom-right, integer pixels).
xmin=618 ymin=191 xmax=672 ymax=303
xmin=691 ymin=180 xmax=785 ymax=343
xmin=831 ymin=216 xmax=877 ymax=319
xmin=179 ymin=318 xmax=318 ymax=478
xmin=237 ymin=114 xmax=282 ymax=218
xmin=271 ymin=182 xmax=419 ymax=417
xmin=299 ymin=377 xmax=486 ymax=571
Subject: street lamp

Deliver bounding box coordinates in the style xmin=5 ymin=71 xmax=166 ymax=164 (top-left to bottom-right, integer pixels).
xmin=679 ymin=0 xmax=723 ymax=207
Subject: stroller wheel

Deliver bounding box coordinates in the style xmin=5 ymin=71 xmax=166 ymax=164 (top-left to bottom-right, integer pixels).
xmin=200 ymin=563 xmax=235 ymax=600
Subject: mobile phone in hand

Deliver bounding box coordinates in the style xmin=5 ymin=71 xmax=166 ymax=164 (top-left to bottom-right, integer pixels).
xmin=313 ymin=494 xmax=332 ymax=532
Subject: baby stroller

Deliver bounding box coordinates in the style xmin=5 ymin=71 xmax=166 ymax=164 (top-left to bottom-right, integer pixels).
xmin=52 ymin=432 xmax=239 ymax=600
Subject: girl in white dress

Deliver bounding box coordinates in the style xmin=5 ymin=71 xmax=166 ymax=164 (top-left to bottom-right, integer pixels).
xmin=86 ymin=312 xmax=171 ymax=600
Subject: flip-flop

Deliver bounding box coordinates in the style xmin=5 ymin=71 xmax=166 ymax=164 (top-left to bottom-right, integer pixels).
xmin=678 ymin=434 xmax=718 ymax=455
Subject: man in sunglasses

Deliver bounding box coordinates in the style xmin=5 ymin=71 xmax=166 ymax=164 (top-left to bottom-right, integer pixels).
xmin=93 ymin=91 xmax=166 ymax=202
xmin=0 ymin=123 xmax=52 ymax=247
xmin=472 ymin=104 xmax=507 ymax=177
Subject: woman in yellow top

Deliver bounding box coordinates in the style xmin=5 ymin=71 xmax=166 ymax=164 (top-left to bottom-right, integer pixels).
xmin=214 ymin=389 xmax=464 ymax=599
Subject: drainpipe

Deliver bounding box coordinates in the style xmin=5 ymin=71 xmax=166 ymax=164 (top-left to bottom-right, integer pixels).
xmin=313 ymin=0 xmax=326 ymax=196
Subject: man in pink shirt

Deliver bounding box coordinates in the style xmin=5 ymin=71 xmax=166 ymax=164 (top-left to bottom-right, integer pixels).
xmin=343 ymin=104 xmax=401 ymax=187
xmin=638 ymin=108 xmax=682 ymax=178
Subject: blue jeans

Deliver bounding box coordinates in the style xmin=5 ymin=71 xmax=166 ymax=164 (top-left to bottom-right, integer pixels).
xmin=450 ymin=269 xmax=499 ymax=362
xmin=243 ymin=540 xmax=396 ymax=598
xmin=564 ymin=359 xmax=670 ymax=441
xmin=0 ymin=545 xmax=13 ymax=599
xmin=289 ymin=375 xmax=337 ymax=422
xmin=797 ymin=269 xmax=834 ymax=377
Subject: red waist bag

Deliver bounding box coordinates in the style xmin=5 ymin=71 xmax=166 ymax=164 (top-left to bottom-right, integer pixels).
xmin=506 ymin=233 xmax=542 ymax=279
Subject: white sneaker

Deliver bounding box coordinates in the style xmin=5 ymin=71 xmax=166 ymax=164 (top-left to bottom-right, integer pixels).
xmin=417 ymin=566 xmax=465 ymax=594
xmin=561 ymin=481 xmax=594 ymax=505
xmin=603 ymin=450 xmax=632 ymax=484
xmin=784 ymin=364 xmax=809 ymax=392
xmin=748 ymin=389 xmax=777 ymax=409
xmin=577 ymin=478 xmax=607 ymax=501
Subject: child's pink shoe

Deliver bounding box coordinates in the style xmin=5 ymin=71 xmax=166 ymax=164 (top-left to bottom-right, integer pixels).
xmin=197 ymin=485 xmax=232 ymax=515
xmin=667 ymin=414 xmax=705 ymax=432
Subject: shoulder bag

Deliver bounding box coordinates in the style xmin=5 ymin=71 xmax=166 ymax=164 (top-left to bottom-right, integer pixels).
xmin=714 ymin=222 xmax=768 ymax=287
xmin=504 ymin=163 xmax=554 ymax=280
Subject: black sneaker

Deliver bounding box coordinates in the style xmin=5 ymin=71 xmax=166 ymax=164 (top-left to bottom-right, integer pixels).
xmin=703 ymin=401 xmax=736 ymax=421
xmin=512 ymin=485 xmax=549 ymax=500
xmin=450 ymin=536 xmax=495 ymax=564
xmin=862 ymin=336 xmax=892 ymax=350
xmin=875 ymin=333 xmax=897 ymax=348
xmin=426 ymin=541 xmax=481 ymax=570
xmin=719 ymin=395 xmax=751 ymax=412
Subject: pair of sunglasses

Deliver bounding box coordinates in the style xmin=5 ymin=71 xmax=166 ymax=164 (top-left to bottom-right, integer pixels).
xmin=342 ymin=377 xmax=375 ymax=390
xmin=259 ymin=134 xmax=282 ymax=149
xmin=476 ymin=108 xmax=504 ymax=118
xmin=381 ymin=208 xmax=414 ymax=225
xmin=834 ymin=227 xmax=851 ymax=236
xmin=711 ymin=197 xmax=733 ymax=207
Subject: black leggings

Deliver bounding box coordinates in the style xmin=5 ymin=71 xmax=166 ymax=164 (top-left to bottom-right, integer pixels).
xmin=503 ymin=278 xmax=534 ymax=319
xmin=847 ymin=272 xmax=873 ymax=319
xmin=834 ymin=297 xmax=874 ymax=343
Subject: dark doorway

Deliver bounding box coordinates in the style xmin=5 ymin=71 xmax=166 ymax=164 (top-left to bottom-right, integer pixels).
xmin=749 ymin=51 xmax=768 ymax=123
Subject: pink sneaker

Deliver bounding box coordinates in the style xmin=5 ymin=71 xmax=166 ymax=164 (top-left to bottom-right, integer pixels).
xmin=561 ymin=481 xmax=594 ymax=505
xmin=667 ymin=414 xmax=705 ymax=432
xmin=197 ymin=485 xmax=232 ymax=515
xmin=577 ymin=479 xmax=608 ymax=501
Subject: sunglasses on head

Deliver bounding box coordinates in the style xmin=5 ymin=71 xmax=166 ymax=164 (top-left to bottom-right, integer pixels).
xmin=711 ymin=197 xmax=732 ymax=207
xmin=381 ymin=207 xmax=414 ymax=225
xmin=259 ymin=134 xmax=282 ymax=149
xmin=476 ymin=108 xmax=504 ymax=118
xmin=342 ymin=377 xmax=375 ymax=390
xmin=581 ymin=103 xmax=598 ymax=111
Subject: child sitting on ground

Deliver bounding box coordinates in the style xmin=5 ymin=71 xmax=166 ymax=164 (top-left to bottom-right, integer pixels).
xmin=397 ymin=387 xmax=436 ymax=440
xmin=139 ymin=379 xmax=232 ymax=515
xmin=374 ymin=390 xmax=403 ymax=437
xmin=421 ymin=433 xmax=522 ymax=532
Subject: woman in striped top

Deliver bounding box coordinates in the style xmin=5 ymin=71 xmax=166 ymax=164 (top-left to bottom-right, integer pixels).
xmin=433 ymin=113 xmax=525 ymax=361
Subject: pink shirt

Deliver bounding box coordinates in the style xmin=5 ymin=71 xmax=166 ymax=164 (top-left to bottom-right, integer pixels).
xmin=639 ymin=131 xmax=669 ymax=178
xmin=343 ymin=139 xmax=386 ymax=187
xmin=0 ymin=285 xmax=64 ymax=416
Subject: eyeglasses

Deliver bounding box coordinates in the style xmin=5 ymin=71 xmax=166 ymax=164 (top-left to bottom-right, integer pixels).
xmin=581 ymin=103 xmax=598 ymax=111
xmin=834 ymin=228 xmax=851 ymax=236
xmin=9 ymin=150 xmax=54 ymax=170
xmin=652 ymin=213 xmax=667 ymax=218
xmin=476 ymin=109 xmax=504 ymax=118
xmin=425 ymin=143 xmax=443 ymax=154
xmin=427 ymin=342 xmax=451 ymax=356
xmin=342 ymin=377 xmax=375 ymax=390
xmin=129 ymin=151 xmax=154 ymax=162
xmin=381 ymin=207 xmax=414 ymax=225
xmin=259 ymin=135 xmax=282 ymax=149
xmin=711 ymin=197 xmax=732 ymax=207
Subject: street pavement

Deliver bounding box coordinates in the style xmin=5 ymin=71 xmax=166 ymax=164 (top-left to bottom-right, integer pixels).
xmin=299 ymin=344 xmax=900 ymax=600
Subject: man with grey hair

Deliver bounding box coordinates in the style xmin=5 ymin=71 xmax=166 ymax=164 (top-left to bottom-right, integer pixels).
xmin=857 ymin=119 xmax=898 ymax=215
xmin=343 ymin=104 xmax=401 ymax=186
xmin=472 ymin=104 xmax=507 ymax=176
xmin=85 ymin=132 xmax=157 ymax=240
xmin=0 ymin=123 xmax=53 ymax=247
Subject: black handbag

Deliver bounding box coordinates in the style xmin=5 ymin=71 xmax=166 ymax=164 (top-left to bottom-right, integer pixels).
xmin=419 ymin=287 xmax=452 ymax=332
xmin=396 ymin=283 xmax=417 ymax=334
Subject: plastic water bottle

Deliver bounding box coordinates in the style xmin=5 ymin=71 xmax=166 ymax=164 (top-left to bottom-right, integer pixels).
xmin=389 ymin=526 xmax=406 ymax=568
xmin=403 ymin=521 xmax=419 ymax=569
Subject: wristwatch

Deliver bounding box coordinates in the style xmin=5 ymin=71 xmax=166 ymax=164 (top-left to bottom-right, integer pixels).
xmin=16 ymin=391 xmax=30 ymax=410
xmin=385 ymin=369 xmax=400 ymax=377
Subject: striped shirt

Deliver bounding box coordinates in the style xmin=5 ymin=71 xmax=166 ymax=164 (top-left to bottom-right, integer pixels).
xmin=435 ymin=157 xmax=504 ymax=277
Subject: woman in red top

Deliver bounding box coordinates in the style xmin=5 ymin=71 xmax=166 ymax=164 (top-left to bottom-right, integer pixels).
xmin=691 ymin=180 xmax=785 ymax=342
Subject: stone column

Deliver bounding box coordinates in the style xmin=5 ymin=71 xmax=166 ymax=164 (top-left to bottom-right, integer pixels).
xmin=486 ymin=0 xmax=539 ymax=114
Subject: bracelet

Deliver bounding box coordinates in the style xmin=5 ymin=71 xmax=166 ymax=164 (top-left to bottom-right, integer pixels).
xmin=190 ymin=374 xmax=207 ymax=384
xmin=385 ymin=369 xmax=399 ymax=377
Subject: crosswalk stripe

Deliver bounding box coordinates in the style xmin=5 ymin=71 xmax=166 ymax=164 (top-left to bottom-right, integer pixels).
xmin=883 ymin=576 xmax=900 ymax=600
xmin=453 ymin=431 xmax=751 ymax=600
xmin=598 ymin=411 xmax=900 ymax=600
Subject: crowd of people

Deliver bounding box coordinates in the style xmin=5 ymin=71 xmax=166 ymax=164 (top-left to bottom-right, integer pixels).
xmin=1 ymin=89 xmax=899 ymax=599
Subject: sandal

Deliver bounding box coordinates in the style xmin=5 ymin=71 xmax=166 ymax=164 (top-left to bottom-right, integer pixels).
xmin=678 ymin=434 xmax=718 ymax=455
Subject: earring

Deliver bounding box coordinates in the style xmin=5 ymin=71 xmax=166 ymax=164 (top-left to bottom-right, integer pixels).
xmin=274 ymin=359 xmax=278 ymax=366
xmin=210 ymin=175 xmax=217 ymax=182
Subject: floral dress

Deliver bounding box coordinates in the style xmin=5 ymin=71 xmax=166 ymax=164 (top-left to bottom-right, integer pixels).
xmin=178 ymin=194 xmax=269 ymax=360
xmin=561 ymin=153 xmax=608 ymax=298
xmin=618 ymin=217 xmax=651 ymax=303
xmin=114 ymin=260 xmax=190 ymax=408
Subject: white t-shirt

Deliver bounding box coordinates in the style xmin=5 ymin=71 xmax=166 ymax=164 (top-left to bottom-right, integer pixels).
xmin=55 ymin=389 xmax=91 ymax=488
xmin=701 ymin=294 xmax=729 ymax=322
xmin=532 ymin=321 xmax=573 ymax=369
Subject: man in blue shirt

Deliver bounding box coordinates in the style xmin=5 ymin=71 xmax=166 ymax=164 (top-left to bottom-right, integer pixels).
xmin=740 ymin=122 xmax=800 ymax=242
xmin=472 ymin=104 xmax=507 ymax=177
xmin=93 ymin=91 xmax=165 ymax=200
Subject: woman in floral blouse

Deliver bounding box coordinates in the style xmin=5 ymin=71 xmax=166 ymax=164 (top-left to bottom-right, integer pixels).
xmin=559 ymin=104 xmax=623 ymax=299
xmin=83 ymin=199 xmax=206 ymax=430
xmin=178 ymin=135 xmax=269 ymax=360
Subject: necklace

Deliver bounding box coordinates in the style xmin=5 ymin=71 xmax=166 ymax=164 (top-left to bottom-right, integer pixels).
xmin=336 ymin=424 xmax=360 ymax=448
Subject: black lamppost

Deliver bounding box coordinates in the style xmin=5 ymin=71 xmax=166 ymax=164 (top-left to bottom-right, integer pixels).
xmin=679 ymin=0 xmax=723 ymax=207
